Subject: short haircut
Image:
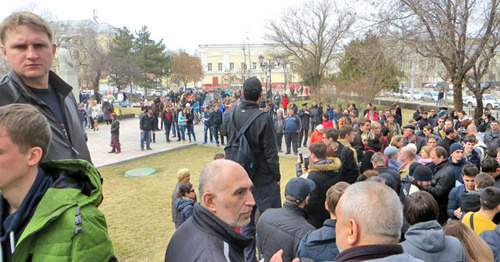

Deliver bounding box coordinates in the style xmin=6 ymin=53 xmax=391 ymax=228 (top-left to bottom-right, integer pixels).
xmin=423 ymin=125 xmax=433 ymax=132
xmin=243 ymin=77 xmax=262 ymax=102
xmin=371 ymin=152 xmax=385 ymax=165
xmin=339 ymin=126 xmax=353 ymax=139
xmin=213 ymin=153 xmax=225 ymax=160
xmin=360 ymin=170 xmax=379 ymax=181
xmin=481 ymin=157 xmax=499 ymax=173
xmin=323 ymin=127 xmax=339 ymax=142
xmin=420 ymin=145 xmax=433 ymax=156
xmin=337 ymin=181 xmax=402 ymax=242
xmin=390 ymin=135 xmax=403 ymax=147
xmin=326 ymin=182 xmax=349 ymax=215
xmin=358 ymin=118 xmax=371 ymax=126
xmin=432 ymin=146 xmax=448 ymax=159
xmin=179 ymin=182 xmax=193 ymax=196
xmin=323 ymin=113 xmax=329 ymax=120
xmin=480 ymin=187 xmax=500 ymax=210
xmin=491 ymin=119 xmax=499 ymax=125
xmin=475 ymin=172 xmax=495 ymax=189
xmin=309 ymin=142 xmax=327 ymax=160
xmin=1 ymin=11 xmax=53 ymax=44
xmin=0 ymin=104 xmax=51 ymax=163
xmin=176 ymin=168 xmax=191 ymax=181
xmin=462 ymin=164 xmax=479 ymax=177
xmin=403 ymin=191 xmax=439 ymax=225
xmin=400 ymin=145 xmax=416 ymax=160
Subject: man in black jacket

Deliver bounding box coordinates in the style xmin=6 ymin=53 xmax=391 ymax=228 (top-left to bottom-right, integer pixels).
xmin=0 ymin=12 xmax=91 ymax=162
xmin=309 ymin=101 xmax=322 ymax=131
xmin=165 ymin=160 xmax=255 ymax=262
xmin=325 ymin=128 xmax=359 ymax=184
xmin=298 ymin=103 xmax=310 ymax=147
xmin=209 ymin=104 xmax=223 ymax=146
xmin=427 ymin=146 xmax=456 ymax=225
xmin=140 ymin=110 xmax=154 ymax=150
xmin=222 ymin=77 xmax=281 ymax=262
xmin=257 ymin=177 xmax=315 ymax=262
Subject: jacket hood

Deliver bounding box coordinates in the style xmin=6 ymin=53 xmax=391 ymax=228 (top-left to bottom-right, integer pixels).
xmin=309 ymin=157 xmax=341 ymax=171
xmin=404 ymin=220 xmax=445 ymax=252
xmin=175 ymin=197 xmax=195 ymax=212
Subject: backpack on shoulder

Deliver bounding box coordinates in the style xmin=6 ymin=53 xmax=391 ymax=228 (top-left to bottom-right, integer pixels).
xmin=225 ymin=109 xmax=266 ymax=179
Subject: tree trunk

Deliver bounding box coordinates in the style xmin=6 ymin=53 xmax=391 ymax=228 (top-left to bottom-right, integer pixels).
xmin=473 ymin=89 xmax=484 ymax=123
xmin=93 ymin=72 xmax=101 ymax=95
xmin=453 ymin=82 xmax=463 ymax=111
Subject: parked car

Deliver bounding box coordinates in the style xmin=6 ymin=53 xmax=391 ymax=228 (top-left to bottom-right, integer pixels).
xmin=422 ymin=91 xmax=439 ymax=102
xmin=403 ymin=91 xmax=423 ymax=100
xmin=463 ymin=94 xmax=500 ymax=109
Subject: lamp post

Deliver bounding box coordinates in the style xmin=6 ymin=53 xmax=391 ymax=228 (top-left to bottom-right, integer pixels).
xmin=258 ymin=53 xmax=282 ymax=99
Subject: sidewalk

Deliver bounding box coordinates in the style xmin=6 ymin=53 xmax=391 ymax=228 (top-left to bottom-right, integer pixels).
xmin=86 ymin=117 xmax=308 ymax=167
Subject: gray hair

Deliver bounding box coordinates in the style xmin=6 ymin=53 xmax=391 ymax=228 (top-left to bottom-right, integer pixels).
xmin=400 ymin=145 xmax=416 ymax=160
xmin=198 ymin=160 xmax=224 ymax=195
xmin=338 ymin=181 xmax=402 ymax=243
xmin=371 ymin=152 xmax=386 ymax=165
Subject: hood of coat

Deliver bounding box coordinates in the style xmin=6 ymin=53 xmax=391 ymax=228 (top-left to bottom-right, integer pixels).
xmin=175 ymin=197 xmax=195 ymax=212
xmin=404 ymin=220 xmax=446 ymax=252
xmin=309 ymin=157 xmax=341 ymax=171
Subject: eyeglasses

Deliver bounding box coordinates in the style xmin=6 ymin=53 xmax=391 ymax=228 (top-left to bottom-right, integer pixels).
xmin=189 ymin=189 xmax=195 ymax=193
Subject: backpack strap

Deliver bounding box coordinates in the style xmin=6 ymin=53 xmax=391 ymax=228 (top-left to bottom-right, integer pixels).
xmin=469 ymin=213 xmax=475 ymax=231
xmin=231 ymin=109 xmax=266 ymax=140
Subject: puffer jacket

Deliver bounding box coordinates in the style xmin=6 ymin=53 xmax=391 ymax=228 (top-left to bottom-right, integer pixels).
xmin=222 ymin=101 xmax=280 ymax=187
xmin=3 ymin=160 xmax=115 ymax=261
xmin=0 ymin=70 xmax=91 ymax=162
xmin=480 ymin=224 xmax=500 ymax=262
xmin=165 ymin=203 xmax=251 ymax=262
xmin=174 ymin=197 xmax=195 ymax=228
xmin=296 ymin=219 xmax=339 ymax=262
xmin=400 ymin=220 xmax=466 ymax=262
xmin=257 ymin=202 xmax=315 ymax=262
xmin=305 ymin=158 xmax=341 ymax=228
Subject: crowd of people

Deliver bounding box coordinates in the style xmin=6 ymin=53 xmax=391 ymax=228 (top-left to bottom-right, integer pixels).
xmin=2 ymin=10 xmax=500 ymax=262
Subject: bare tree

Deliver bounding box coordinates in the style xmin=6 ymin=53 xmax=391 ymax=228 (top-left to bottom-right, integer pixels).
xmin=376 ymin=0 xmax=500 ymax=111
xmin=171 ymin=51 xmax=203 ymax=88
xmin=465 ymin=38 xmax=500 ymax=120
xmin=265 ymin=0 xmax=355 ymax=100
xmin=221 ymin=70 xmax=243 ymax=89
xmin=72 ymin=26 xmax=112 ymax=93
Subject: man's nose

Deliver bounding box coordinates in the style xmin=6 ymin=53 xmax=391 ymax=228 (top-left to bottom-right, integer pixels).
xmin=26 ymin=46 xmax=38 ymax=60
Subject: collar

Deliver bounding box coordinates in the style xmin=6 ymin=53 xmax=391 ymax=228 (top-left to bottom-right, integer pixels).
xmin=334 ymin=244 xmax=403 ymax=262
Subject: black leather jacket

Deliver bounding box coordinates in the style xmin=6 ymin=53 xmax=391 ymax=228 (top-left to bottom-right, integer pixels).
xmin=0 ymin=70 xmax=91 ymax=162
xmin=165 ymin=203 xmax=251 ymax=262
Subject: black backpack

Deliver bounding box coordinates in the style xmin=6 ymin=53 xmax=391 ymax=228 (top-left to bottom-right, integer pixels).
xmin=225 ymin=109 xmax=266 ymax=179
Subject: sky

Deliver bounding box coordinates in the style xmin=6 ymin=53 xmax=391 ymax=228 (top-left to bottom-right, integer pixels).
xmin=0 ymin=0 xmax=307 ymax=53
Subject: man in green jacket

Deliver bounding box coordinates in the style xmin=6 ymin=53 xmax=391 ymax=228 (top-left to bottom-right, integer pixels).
xmin=0 ymin=103 xmax=115 ymax=261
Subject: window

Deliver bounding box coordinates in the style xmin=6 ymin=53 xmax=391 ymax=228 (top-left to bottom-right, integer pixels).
xmin=241 ymin=62 xmax=246 ymax=70
xmin=218 ymin=63 xmax=223 ymax=71
xmin=230 ymin=62 xmax=234 ymax=70
xmin=207 ymin=63 xmax=212 ymax=71
xmin=252 ymin=62 xmax=257 ymax=70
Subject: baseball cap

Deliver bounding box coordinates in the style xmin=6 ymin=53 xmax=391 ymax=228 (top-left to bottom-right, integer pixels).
xmin=285 ymin=177 xmax=316 ymax=203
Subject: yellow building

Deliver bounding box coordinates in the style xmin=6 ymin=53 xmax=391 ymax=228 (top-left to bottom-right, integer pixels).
xmin=198 ymin=44 xmax=300 ymax=93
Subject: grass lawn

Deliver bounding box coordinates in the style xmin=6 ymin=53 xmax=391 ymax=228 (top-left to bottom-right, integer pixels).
xmin=98 ymin=145 xmax=298 ymax=261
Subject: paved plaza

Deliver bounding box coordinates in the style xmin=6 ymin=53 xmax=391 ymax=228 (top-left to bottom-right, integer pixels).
xmin=86 ymin=116 xmax=309 ymax=167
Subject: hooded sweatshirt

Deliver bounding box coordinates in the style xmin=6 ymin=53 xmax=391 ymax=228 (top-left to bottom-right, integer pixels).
xmin=174 ymin=197 xmax=195 ymax=228
xmin=400 ymin=220 xmax=466 ymax=262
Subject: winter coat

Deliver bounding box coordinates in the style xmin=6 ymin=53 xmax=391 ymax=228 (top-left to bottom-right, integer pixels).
xmin=448 ymin=156 xmax=468 ymax=184
xmin=165 ymin=203 xmax=251 ymax=262
xmin=140 ymin=114 xmax=155 ymax=131
xmin=400 ymin=220 xmax=466 ymax=262
xmin=298 ymin=109 xmax=310 ymax=130
xmin=480 ymin=224 xmax=500 ymax=262
xmin=257 ymin=202 xmax=315 ymax=262
xmin=0 ymin=70 xmax=91 ymax=162
xmin=222 ymin=101 xmax=280 ymax=187
xmin=305 ymin=158 xmax=341 ymax=228
xmin=110 ymin=118 xmax=119 ymax=135
xmin=336 ymin=143 xmax=360 ymax=184
xmin=273 ymin=115 xmax=285 ymax=133
xmin=102 ymin=100 xmax=114 ymax=120
xmin=0 ymin=160 xmax=115 ymax=261
xmin=296 ymin=219 xmax=339 ymax=262
xmin=162 ymin=110 xmax=174 ymax=126
xmin=334 ymin=244 xmax=423 ymax=262
xmin=309 ymin=105 xmax=322 ymax=125
xmin=485 ymin=129 xmax=500 ymax=158
xmin=210 ymin=109 xmax=223 ymax=126
xmin=284 ymin=115 xmax=302 ymax=134
xmin=428 ymin=160 xmax=456 ymax=224
xmin=360 ymin=139 xmax=382 ymax=174
xmin=174 ymin=197 xmax=195 ymax=228
xmin=171 ymin=181 xmax=183 ymax=223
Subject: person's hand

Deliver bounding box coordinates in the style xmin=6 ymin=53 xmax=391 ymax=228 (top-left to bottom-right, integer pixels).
xmin=141 ymin=130 xmax=144 ymax=133
xmin=454 ymin=207 xmax=462 ymax=219
xmin=270 ymin=249 xmax=300 ymax=262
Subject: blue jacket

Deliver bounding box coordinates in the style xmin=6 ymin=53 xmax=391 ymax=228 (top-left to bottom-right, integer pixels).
xmin=296 ymin=219 xmax=339 ymax=261
xmin=174 ymin=197 xmax=195 ymax=228
xmin=480 ymin=224 xmax=500 ymax=262
xmin=284 ymin=115 xmax=301 ymax=134
xmin=448 ymin=156 xmax=467 ymax=184
xmin=447 ymin=184 xmax=469 ymax=219
xmin=388 ymin=158 xmax=400 ymax=171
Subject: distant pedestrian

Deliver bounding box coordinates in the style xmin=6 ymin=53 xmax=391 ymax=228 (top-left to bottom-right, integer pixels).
xmin=174 ymin=182 xmax=196 ymax=228
xmin=109 ymin=113 xmax=120 ymax=153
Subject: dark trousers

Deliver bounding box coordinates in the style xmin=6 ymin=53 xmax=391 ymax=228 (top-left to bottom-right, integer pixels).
xmin=275 ymin=133 xmax=283 ymax=151
xmin=204 ymin=125 xmax=213 ymax=142
xmin=111 ymin=134 xmax=120 ymax=152
xmin=311 ymin=122 xmax=321 ymax=132
xmin=285 ymin=132 xmax=299 ymax=154
xmin=172 ymin=122 xmax=177 ymax=136
xmin=241 ymin=182 xmax=281 ymax=262
xmin=300 ymin=128 xmax=309 ymax=146
xmin=187 ymin=124 xmax=196 ymax=141
xmin=213 ymin=125 xmax=224 ymax=144
xmin=164 ymin=122 xmax=171 ymax=142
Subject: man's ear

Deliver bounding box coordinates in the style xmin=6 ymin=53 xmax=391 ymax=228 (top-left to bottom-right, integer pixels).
xmin=202 ymin=192 xmax=217 ymax=213
xmin=346 ymin=218 xmax=359 ymax=246
xmin=27 ymin=147 xmax=43 ymax=167
xmin=324 ymin=201 xmax=329 ymax=212
xmin=1 ymin=45 xmax=7 ymax=61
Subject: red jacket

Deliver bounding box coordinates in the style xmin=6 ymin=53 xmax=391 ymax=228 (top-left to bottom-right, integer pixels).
xmin=282 ymin=96 xmax=289 ymax=109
